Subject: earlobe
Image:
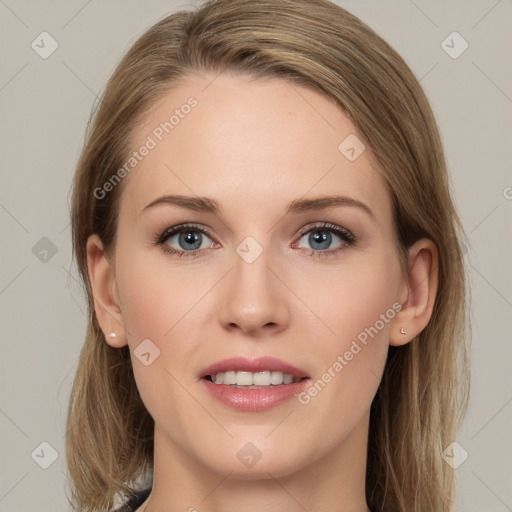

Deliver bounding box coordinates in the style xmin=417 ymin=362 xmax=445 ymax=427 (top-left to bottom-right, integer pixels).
xmin=86 ymin=234 xmax=127 ymax=348
xmin=389 ymin=238 xmax=439 ymax=347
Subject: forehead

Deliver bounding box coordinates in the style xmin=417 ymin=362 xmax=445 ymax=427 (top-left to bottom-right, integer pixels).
xmin=119 ymin=73 xmax=391 ymax=223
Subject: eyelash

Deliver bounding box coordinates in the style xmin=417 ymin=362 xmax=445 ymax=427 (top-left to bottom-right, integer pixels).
xmin=151 ymin=222 xmax=356 ymax=259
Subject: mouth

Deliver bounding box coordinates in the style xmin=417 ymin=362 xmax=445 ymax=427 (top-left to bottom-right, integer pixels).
xmin=200 ymin=355 xmax=309 ymax=386
xmin=199 ymin=356 xmax=311 ymax=411
xmin=203 ymin=371 xmax=308 ymax=388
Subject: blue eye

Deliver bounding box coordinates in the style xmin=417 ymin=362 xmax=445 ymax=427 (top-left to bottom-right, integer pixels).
xmin=154 ymin=223 xmax=216 ymax=258
xmin=152 ymin=222 xmax=356 ymax=259
xmin=294 ymin=223 xmax=356 ymax=258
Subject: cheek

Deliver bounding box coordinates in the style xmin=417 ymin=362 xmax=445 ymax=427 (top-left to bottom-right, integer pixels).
xmin=295 ymin=252 xmax=399 ymax=408
xmin=294 ymin=252 xmax=399 ymax=349
xmin=338 ymin=263 xmax=397 ymax=344
xmin=114 ymin=245 xmax=209 ymax=398
xmin=115 ymin=246 xmax=199 ymax=342
xmin=118 ymin=272 xmax=172 ymax=342
xmin=114 ymin=248 xmax=196 ymax=414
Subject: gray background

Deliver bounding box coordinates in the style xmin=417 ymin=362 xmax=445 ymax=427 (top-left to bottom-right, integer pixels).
xmin=0 ymin=0 xmax=511 ymax=511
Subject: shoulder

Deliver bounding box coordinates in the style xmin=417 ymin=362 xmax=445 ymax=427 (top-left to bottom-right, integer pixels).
xmin=112 ymin=487 xmax=151 ymax=512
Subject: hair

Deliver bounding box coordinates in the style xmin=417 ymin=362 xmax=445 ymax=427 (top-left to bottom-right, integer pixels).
xmin=66 ymin=0 xmax=470 ymax=511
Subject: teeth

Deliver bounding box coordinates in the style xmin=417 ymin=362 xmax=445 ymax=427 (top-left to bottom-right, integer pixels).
xmin=210 ymin=370 xmax=302 ymax=386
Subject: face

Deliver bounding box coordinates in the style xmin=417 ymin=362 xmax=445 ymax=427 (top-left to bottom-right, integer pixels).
xmin=108 ymin=73 xmax=406 ymax=479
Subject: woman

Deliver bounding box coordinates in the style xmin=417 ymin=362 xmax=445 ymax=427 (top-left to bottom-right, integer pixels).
xmin=65 ymin=0 xmax=470 ymax=511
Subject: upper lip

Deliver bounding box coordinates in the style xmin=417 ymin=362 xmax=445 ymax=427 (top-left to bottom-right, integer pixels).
xmin=200 ymin=356 xmax=309 ymax=379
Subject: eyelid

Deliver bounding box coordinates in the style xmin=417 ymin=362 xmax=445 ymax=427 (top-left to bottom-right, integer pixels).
xmin=296 ymin=222 xmax=355 ymax=242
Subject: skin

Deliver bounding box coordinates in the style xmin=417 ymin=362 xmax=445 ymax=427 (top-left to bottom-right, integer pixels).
xmin=87 ymin=73 xmax=438 ymax=512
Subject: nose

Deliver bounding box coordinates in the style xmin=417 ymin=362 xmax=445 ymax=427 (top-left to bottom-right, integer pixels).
xmin=218 ymin=244 xmax=290 ymax=336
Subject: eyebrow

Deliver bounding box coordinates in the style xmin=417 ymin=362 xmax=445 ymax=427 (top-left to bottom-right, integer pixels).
xmin=141 ymin=194 xmax=375 ymax=221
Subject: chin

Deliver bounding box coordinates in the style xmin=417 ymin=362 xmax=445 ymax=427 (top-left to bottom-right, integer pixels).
xmin=197 ymin=442 xmax=309 ymax=480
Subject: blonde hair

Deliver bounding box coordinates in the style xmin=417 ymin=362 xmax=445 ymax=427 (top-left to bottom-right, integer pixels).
xmin=66 ymin=0 xmax=470 ymax=510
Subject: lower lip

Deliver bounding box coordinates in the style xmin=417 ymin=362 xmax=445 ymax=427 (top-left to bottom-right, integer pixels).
xmin=201 ymin=378 xmax=311 ymax=412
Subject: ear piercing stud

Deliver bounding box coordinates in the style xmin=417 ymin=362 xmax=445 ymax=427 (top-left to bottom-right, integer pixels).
xmin=108 ymin=332 xmax=117 ymax=338
xmin=400 ymin=327 xmax=406 ymax=334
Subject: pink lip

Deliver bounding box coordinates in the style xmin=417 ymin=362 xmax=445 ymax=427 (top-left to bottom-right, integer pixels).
xmin=199 ymin=356 xmax=309 ymax=379
xmin=199 ymin=356 xmax=311 ymax=412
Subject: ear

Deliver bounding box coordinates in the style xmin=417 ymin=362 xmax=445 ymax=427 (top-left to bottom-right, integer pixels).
xmin=86 ymin=234 xmax=128 ymax=348
xmin=389 ymin=238 xmax=439 ymax=346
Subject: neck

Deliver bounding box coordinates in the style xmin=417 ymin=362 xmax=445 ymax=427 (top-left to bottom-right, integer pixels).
xmin=143 ymin=413 xmax=372 ymax=512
